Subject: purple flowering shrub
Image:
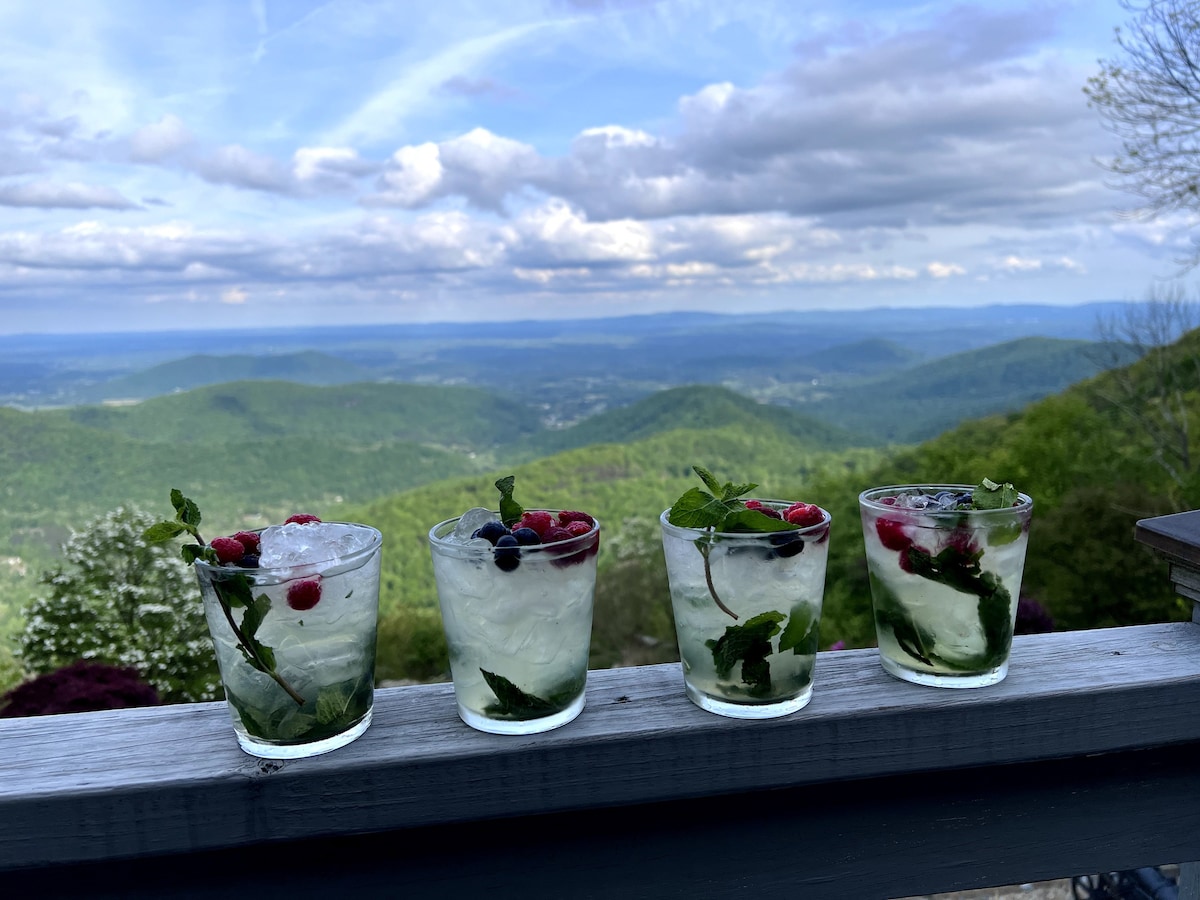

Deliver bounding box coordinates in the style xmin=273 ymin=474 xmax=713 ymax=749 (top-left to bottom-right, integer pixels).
xmin=0 ymin=660 xmax=160 ymax=718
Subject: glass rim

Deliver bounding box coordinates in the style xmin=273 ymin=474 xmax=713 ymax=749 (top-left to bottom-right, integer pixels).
xmin=428 ymin=509 xmax=600 ymax=559
xmin=858 ymin=484 xmax=1033 ymax=516
xmin=658 ymin=500 xmax=831 ymax=539
xmin=193 ymin=521 xmax=383 ymax=576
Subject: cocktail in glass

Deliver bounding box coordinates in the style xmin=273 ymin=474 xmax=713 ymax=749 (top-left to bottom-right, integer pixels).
xmin=429 ymin=509 xmax=600 ymax=735
xmin=193 ymin=521 xmax=382 ymax=758
xmin=859 ymin=484 xmax=1033 ymax=688
xmin=660 ymin=502 xmax=831 ymax=719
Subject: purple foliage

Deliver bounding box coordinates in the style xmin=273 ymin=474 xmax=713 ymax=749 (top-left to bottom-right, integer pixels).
xmin=0 ymin=660 xmax=161 ymax=718
xmin=1015 ymin=597 xmax=1055 ymax=635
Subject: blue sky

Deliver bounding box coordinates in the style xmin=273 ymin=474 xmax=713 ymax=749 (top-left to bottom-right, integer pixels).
xmin=0 ymin=0 xmax=1184 ymax=333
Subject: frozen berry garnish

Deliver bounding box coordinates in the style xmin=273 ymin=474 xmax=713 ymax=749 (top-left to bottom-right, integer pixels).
xmin=563 ymin=520 xmax=592 ymax=538
xmin=287 ymin=579 xmax=322 ymax=611
xmin=784 ymin=503 xmax=824 ymax=527
xmin=473 ymin=520 xmax=509 ymax=545
xmin=558 ymin=510 xmax=595 ymax=528
xmin=232 ymin=531 xmax=261 ymax=554
xmin=211 ymin=536 xmax=247 ymax=565
xmin=239 ymin=554 xmax=260 ymax=568
xmin=493 ymin=534 xmax=521 ymax=572
xmin=511 ymin=527 xmax=542 ymax=546
xmin=542 ymin=526 xmax=573 ymax=543
xmin=768 ymin=531 xmax=805 ymax=558
xmin=285 ymin=513 xmax=322 ymax=525
xmin=516 ymin=510 xmax=555 ymax=538
xmin=876 ymin=518 xmax=912 ymax=552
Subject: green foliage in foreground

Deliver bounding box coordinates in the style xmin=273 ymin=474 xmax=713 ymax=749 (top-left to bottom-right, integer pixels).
xmin=17 ymin=507 xmax=221 ymax=703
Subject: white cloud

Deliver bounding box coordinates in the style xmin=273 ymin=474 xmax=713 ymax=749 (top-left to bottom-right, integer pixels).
xmin=0 ymin=180 xmax=136 ymax=209
xmin=927 ymin=261 xmax=966 ymax=278
xmin=129 ymin=114 xmax=193 ymax=162
xmin=220 ymin=285 xmax=248 ymax=304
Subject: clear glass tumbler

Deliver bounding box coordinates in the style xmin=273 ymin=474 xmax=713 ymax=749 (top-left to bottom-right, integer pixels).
xmin=194 ymin=522 xmax=382 ymax=758
xmin=429 ymin=512 xmax=600 ymax=735
xmin=660 ymin=502 xmax=831 ymax=719
xmin=860 ymin=485 xmax=1033 ymax=688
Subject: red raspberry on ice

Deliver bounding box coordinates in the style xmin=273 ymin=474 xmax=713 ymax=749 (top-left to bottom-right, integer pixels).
xmin=876 ymin=518 xmax=913 ymax=552
xmin=517 ymin=510 xmax=555 ymax=537
xmin=232 ymin=531 xmax=261 ymax=554
xmin=563 ymin=520 xmax=593 ymax=537
xmin=285 ymin=513 xmax=322 ymax=525
xmin=287 ymin=579 xmax=322 ymax=611
xmin=211 ymin=537 xmax=247 ymax=564
xmin=784 ymin=503 xmax=824 ymax=527
xmin=542 ymin=526 xmax=573 ymax=543
xmin=744 ymin=500 xmax=763 ymax=510
xmin=557 ymin=510 xmax=595 ymax=528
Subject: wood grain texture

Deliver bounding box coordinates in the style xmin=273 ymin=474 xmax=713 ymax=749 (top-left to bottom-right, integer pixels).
xmin=4 ymin=621 xmax=1200 ymax=882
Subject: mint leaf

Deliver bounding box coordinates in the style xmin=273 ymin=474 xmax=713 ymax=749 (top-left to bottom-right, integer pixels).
xmin=316 ymin=681 xmax=356 ymax=726
xmin=693 ymin=465 xmax=723 ymax=495
xmin=778 ymin=603 xmax=817 ymax=655
xmin=972 ymin=478 xmax=1018 ymax=510
xmin=721 ymin=508 xmax=797 ymax=533
xmin=481 ymin=669 xmax=558 ymax=719
xmin=705 ymin=610 xmax=785 ymax=693
xmin=667 ymin=487 xmax=729 ymax=529
xmin=495 ymin=475 xmax=524 ymax=527
xmin=721 ymin=481 xmax=757 ymax=502
xmin=143 ymin=521 xmax=185 ymax=542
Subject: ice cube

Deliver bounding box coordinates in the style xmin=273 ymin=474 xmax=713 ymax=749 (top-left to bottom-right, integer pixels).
xmin=450 ymin=507 xmax=500 ymax=543
xmin=259 ymin=523 xmax=374 ymax=569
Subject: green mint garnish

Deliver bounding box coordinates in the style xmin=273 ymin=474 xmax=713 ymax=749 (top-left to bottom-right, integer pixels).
xmin=972 ymin=477 xmax=1018 ymax=510
xmin=480 ymin=669 xmax=582 ymax=720
xmin=495 ymin=475 xmax=524 ymax=527
xmin=706 ymin=611 xmax=785 ymax=695
xmin=143 ymin=490 xmax=304 ymax=707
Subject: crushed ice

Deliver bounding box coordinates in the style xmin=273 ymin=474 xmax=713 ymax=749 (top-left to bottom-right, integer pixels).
xmin=449 ymin=507 xmax=499 ymax=543
xmin=258 ymin=522 xmax=375 ymax=568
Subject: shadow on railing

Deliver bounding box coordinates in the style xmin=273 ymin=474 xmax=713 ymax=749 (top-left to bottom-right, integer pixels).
xmin=3 ymin=513 xmax=1200 ymax=899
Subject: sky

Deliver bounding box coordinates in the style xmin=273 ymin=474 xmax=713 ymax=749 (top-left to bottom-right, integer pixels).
xmin=0 ymin=0 xmax=1189 ymax=334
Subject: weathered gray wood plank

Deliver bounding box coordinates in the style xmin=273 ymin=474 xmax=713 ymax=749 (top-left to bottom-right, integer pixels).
xmin=1137 ymin=510 xmax=1200 ymax=566
xmin=4 ymin=622 xmax=1200 ymax=874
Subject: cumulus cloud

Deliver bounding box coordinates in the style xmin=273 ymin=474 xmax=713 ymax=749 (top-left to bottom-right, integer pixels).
xmin=0 ymin=180 xmax=136 ymax=209
xmin=192 ymin=144 xmax=292 ymax=192
xmin=129 ymin=114 xmax=193 ymax=162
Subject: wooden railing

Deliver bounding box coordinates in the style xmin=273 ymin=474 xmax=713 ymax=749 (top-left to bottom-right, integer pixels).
xmin=4 ymin=513 xmax=1200 ymax=898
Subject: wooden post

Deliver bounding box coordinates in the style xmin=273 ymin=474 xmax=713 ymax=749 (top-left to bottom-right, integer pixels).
xmin=1137 ymin=509 xmax=1200 ymax=900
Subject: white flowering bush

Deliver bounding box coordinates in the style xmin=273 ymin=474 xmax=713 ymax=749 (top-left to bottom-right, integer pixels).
xmin=18 ymin=506 xmax=220 ymax=703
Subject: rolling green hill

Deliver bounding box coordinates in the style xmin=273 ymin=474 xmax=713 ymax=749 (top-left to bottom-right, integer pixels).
xmin=802 ymin=337 xmax=1140 ymax=444
xmin=513 ymin=384 xmax=863 ymax=458
xmin=43 ymin=380 xmax=543 ymax=450
xmin=77 ymin=351 xmax=374 ymax=400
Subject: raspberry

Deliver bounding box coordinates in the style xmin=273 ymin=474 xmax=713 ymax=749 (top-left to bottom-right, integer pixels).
xmin=517 ymin=510 xmax=555 ymax=538
xmin=211 ymin=537 xmax=247 ymax=565
xmin=744 ymin=500 xmax=763 ymax=510
xmin=542 ymin=526 xmax=573 ymax=543
xmin=287 ymin=579 xmax=322 ymax=611
xmin=944 ymin=529 xmax=981 ymax=559
xmin=784 ymin=503 xmax=824 ymax=527
xmin=233 ymin=531 xmax=261 ymax=554
xmin=758 ymin=506 xmax=783 ymax=520
xmin=563 ymin=520 xmax=592 ymax=537
xmin=285 ymin=514 xmax=321 ymax=525
xmin=557 ymin=510 xmax=595 ymax=528
xmin=876 ymin=518 xmax=912 ymax=552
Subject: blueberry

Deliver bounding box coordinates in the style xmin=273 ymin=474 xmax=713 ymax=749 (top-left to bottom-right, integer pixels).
xmin=493 ymin=533 xmax=521 ymax=572
xmin=473 ymin=520 xmax=509 ymax=545
xmin=511 ymin=527 xmax=542 ymax=546
xmin=238 ymin=554 xmax=260 ymax=568
xmin=768 ymin=531 xmax=805 ymax=558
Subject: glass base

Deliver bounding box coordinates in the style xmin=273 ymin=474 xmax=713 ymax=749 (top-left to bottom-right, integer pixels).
xmin=879 ymin=653 xmax=1009 ymax=689
xmin=684 ymin=681 xmax=814 ymax=719
xmin=234 ymin=708 xmax=373 ymax=759
xmin=457 ymin=691 xmax=585 ymax=735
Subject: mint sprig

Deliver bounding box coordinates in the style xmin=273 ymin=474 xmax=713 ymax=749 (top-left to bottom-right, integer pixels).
xmin=495 ymin=475 xmax=524 ymax=527
xmin=143 ymin=490 xmax=304 ymax=707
